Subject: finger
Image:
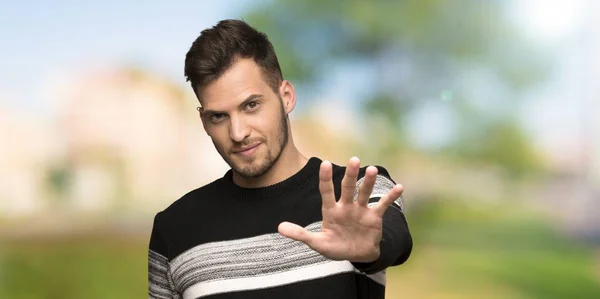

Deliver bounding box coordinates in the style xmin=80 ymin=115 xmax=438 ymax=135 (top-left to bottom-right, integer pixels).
xmin=341 ymin=157 xmax=360 ymax=204
xmin=372 ymin=184 xmax=404 ymax=217
xmin=357 ymin=166 xmax=378 ymax=207
xmin=319 ymin=161 xmax=336 ymax=209
xmin=278 ymin=222 xmax=316 ymax=246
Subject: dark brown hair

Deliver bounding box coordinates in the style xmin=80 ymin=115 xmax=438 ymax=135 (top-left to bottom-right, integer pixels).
xmin=184 ymin=19 xmax=283 ymax=100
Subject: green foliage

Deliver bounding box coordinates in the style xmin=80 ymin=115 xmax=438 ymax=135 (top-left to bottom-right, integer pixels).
xmin=450 ymin=119 xmax=546 ymax=178
xmin=245 ymin=0 xmax=547 ymax=90
xmin=45 ymin=163 xmax=72 ymax=204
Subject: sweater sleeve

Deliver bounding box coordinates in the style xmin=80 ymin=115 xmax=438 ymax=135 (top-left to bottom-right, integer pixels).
xmin=148 ymin=212 xmax=181 ymax=299
xmin=351 ymin=166 xmax=413 ymax=274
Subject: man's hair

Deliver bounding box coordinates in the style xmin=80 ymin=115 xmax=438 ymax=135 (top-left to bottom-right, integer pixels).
xmin=184 ymin=19 xmax=283 ymax=100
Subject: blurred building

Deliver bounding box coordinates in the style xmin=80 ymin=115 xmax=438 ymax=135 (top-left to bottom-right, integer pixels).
xmin=0 ymin=104 xmax=56 ymax=217
xmin=53 ymin=67 xmax=230 ymax=215
xmin=0 ymin=66 xmax=369 ymax=223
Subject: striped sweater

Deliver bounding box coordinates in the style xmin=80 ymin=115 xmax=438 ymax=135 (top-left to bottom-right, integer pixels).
xmin=148 ymin=157 xmax=412 ymax=299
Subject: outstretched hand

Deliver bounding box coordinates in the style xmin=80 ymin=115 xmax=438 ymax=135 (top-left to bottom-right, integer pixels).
xmin=278 ymin=157 xmax=404 ymax=263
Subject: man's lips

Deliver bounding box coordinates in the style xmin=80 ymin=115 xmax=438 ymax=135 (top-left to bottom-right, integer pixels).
xmin=233 ymin=142 xmax=261 ymax=153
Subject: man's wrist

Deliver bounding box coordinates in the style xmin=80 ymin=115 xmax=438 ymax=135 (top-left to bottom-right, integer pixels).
xmin=349 ymin=247 xmax=380 ymax=270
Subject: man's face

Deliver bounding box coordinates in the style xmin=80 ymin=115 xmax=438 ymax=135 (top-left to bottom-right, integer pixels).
xmin=199 ymin=59 xmax=288 ymax=179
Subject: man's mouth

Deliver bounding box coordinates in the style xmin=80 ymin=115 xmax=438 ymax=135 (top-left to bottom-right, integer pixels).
xmin=233 ymin=142 xmax=261 ymax=156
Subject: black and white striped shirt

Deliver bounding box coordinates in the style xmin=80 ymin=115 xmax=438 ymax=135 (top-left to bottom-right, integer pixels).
xmin=148 ymin=157 xmax=412 ymax=299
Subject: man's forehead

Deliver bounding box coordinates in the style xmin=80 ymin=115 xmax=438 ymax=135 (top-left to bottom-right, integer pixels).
xmin=199 ymin=59 xmax=273 ymax=108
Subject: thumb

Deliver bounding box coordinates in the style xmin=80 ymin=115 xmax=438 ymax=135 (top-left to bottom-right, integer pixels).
xmin=278 ymin=222 xmax=314 ymax=245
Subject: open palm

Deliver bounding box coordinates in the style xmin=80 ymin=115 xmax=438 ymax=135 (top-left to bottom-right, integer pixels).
xmin=278 ymin=157 xmax=404 ymax=263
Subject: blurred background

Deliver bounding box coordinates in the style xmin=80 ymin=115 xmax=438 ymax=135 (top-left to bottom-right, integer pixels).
xmin=1 ymin=0 xmax=599 ymax=298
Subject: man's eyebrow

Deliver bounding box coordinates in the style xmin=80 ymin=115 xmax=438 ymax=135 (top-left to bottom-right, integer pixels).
xmin=203 ymin=94 xmax=263 ymax=116
xmin=202 ymin=109 xmax=223 ymax=116
xmin=238 ymin=94 xmax=263 ymax=109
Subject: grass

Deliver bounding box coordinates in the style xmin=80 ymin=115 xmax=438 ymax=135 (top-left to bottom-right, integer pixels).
xmin=385 ymin=199 xmax=600 ymax=298
xmin=1 ymin=202 xmax=598 ymax=299
xmin=0 ymin=234 xmax=148 ymax=299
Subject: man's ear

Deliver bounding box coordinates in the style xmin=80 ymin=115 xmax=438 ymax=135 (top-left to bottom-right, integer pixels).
xmin=279 ymin=80 xmax=296 ymax=115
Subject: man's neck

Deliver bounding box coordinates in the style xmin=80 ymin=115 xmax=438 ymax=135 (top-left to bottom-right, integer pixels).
xmin=232 ymin=146 xmax=308 ymax=189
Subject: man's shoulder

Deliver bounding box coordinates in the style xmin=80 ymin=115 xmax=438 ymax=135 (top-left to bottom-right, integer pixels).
xmin=158 ymin=175 xmax=225 ymax=218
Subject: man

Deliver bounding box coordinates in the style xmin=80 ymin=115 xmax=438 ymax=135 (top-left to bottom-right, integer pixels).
xmin=148 ymin=19 xmax=412 ymax=299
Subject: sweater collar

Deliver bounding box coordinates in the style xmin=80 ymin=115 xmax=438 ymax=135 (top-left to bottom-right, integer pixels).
xmin=221 ymin=157 xmax=322 ymax=199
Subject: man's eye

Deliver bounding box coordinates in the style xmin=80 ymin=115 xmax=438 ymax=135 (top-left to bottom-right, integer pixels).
xmin=210 ymin=113 xmax=225 ymax=123
xmin=246 ymin=101 xmax=260 ymax=110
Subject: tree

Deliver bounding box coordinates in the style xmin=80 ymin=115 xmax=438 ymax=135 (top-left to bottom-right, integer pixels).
xmin=244 ymin=0 xmax=548 ymax=176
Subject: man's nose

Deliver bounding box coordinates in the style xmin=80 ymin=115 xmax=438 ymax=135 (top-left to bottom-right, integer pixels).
xmin=229 ymin=116 xmax=250 ymax=143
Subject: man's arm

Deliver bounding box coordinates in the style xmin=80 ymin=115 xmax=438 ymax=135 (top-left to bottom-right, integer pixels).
xmin=148 ymin=212 xmax=181 ymax=299
xmin=351 ymin=166 xmax=413 ymax=274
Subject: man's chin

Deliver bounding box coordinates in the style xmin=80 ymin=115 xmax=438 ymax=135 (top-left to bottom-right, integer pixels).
xmin=234 ymin=167 xmax=264 ymax=179
xmin=234 ymin=160 xmax=274 ymax=179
